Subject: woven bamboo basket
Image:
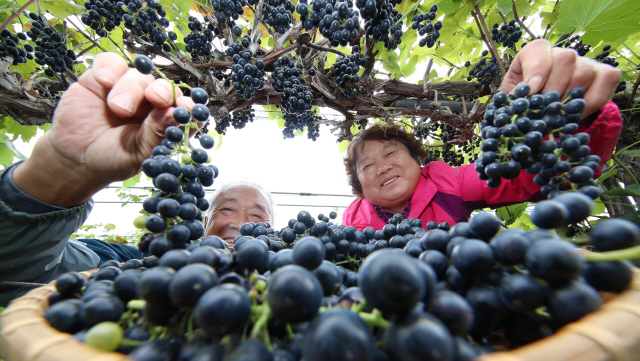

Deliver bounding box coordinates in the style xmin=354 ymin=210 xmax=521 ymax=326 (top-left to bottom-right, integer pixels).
xmin=2 ymin=268 xmax=640 ymax=361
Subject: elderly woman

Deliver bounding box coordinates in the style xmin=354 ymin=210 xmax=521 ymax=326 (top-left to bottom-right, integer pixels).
xmin=204 ymin=181 xmax=275 ymax=246
xmin=342 ymin=40 xmax=623 ymax=229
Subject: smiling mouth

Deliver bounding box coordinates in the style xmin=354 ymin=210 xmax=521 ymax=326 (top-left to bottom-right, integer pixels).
xmin=382 ymin=177 xmax=398 ymax=186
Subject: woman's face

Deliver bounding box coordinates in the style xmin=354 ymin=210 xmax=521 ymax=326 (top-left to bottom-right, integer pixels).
xmin=204 ymin=187 xmax=271 ymax=244
xmin=355 ymin=139 xmax=422 ymax=211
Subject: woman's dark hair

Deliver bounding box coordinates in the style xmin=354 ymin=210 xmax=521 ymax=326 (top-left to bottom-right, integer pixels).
xmin=344 ymin=123 xmax=429 ymax=198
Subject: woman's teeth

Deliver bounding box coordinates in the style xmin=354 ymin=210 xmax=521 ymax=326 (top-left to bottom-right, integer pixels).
xmin=383 ymin=177 xmax=398 ymax=186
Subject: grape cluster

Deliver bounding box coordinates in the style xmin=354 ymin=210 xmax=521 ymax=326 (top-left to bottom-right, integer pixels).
xmin=272 ymin=55 xmax=313 ymax=115
xmin=561 ymin=36 xmax=591 ymax=56
xmin=97 ymin=0 xmax=172 ymax=52
xmin=130 ymin=55 xmax=216 ymax=255
xmin=594 ymin=44 xmax=620 ymax=67
xmin=16 ymin=14 xmax=77 ymax=77
xmin=412 ymin=5 xmax=442 ymax=48
xmin=476 ymin=84 xmax=602 ymax=199
xmin=228 ymin=36 xmax=265 ymax=101
xmin=208 ymin=0 xmax=245 ymax=26
xmin=43 ymin=202 xmax=639 ymax=361
xmin=491 ymin=20 xmax=522 ymax=48
xmin=332 ymin=49 xmax=365 ymax=98
xmin=215 ymin=106 xmax=256 ymax=135
xmin=356 ymin=0 xmax=403 ymax=50
xmin=282 ymin=109 xmax=321 ymax=140
xmin=297 ymin=0 xmax=361 ymax=47
xmin=264 ymin=0 xmax=295 ymax=35
xmin=466 ymin=50 xmax=499 ymax=86
xmin=182 ymin=16 xmax=217 ymax=58
xmin=0 ymin=29 xmax=32 ymax=66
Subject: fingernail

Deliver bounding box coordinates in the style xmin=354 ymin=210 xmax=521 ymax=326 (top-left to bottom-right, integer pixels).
xmin=95 ymin=68 xmax=115 ymax=85
xmin=526 ymin=76 xmax=545 ymax=93
xmin=111 ymin=93 xmax=134 ymax=113
xmin=152 ymin=86 xmax=173 ymax=104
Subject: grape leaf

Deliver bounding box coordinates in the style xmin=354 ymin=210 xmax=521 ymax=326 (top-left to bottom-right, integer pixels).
xmin=42 ymin=0 xmax=84 ymax=19
xmin=496 ymin=202 xmax=528 ymax=226
xmin=338 ymin=140 xmax=349 ymax=154
xmin=595 ymin=167 xmax=618 ymax=186
xmin=0 ymin=142 xmax=17 ymax=167
xmin=437 ymin=0 xmax=463 ymax=14
xmin=592 ymin=197 xmax=606 ymax=216
xmin=557 ymin=0 xmax=640 ymax=45
xmin=620 ymin=149 xmax=640 ymax=158
xmin=123 ymin=173 xmax=142 ymax=188
xmin=602 ymin=184 xmax=640 ymax=198
xmin=497 ymin=0 xmax=512 ymax=15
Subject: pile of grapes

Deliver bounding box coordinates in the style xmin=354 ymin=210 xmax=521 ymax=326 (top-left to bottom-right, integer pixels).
xmin=412 ymin=5 xmax=442 ymax=48
xmin=476 ymin=83 xmax=601 ymax=199
xmin=183 ymin=16 xmax=216 ymax=58
xmin=44 ymin=192 xmax=640 ymax=361
xmin=490 ymin=20 xmax=523 ymax=49
xmin=297 ymin=0 xmax=361 ymax=47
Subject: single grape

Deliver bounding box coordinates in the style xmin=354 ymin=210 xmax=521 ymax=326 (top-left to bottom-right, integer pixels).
xmin=133 ymin=54 xmax=154 ymax=74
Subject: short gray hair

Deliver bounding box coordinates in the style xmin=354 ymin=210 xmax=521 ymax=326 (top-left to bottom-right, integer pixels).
xmin=206 ymin=181 xmax=275 ymax=224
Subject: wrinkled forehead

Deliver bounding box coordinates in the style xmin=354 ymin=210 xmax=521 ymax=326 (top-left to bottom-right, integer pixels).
xmin=214 ymin=186 xmax=271 ymax=214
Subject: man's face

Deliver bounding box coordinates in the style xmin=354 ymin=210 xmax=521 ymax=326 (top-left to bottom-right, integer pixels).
xmin=204 ymin=187 xmax=271 ymax=244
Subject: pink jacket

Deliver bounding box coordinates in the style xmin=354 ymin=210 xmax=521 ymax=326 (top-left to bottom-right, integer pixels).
xmin=343 ymin=101 xmax=623 ymax=229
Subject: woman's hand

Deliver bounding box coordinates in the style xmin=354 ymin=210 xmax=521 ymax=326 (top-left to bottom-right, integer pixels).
xmin=12 ymin=52 xmax=195 ymax=207
xmin=501 ymin=39 xmax=621 ymax=118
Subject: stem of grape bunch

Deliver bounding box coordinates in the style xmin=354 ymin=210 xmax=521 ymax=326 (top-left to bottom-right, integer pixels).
xmin=358 ymin=309 xmax=389 ymax=329
xmin=582 ymin=245 xmax=640 ymax=262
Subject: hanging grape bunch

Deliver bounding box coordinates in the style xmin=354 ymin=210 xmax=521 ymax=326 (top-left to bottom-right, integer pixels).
xmin=16 ymin=14 xmax=78 ymax=78
xmin=297 ymin=0 xmax=361 ymax=46
xmin=129 ymin=55 xmax=218 ymax=257
xmin=282 ymin=108 xmax=322 ymax=140
xmin=264 ymin=0 xmax=296 ymax=35
xmin=413 ymin=118 xmax=430 ymax=139
xmin=214 ymin=106 xmax=255 ymax=135
xmin=562 ymin=36 xmax=591 ymax=56
xmin=413 ymin=4 xmax=442 ymax=48
xmin=272 ymin=55 xmax=313 ymax=115
xmin=0 ymin=29 xmax=31 ymax=66
xmin=208 ymin=0 xmax=245 ymax=27
xmin=356 ymin=0 xmax=403 ymax=50
xmin=491 ymin=20 xmax=522 ymax=48
xmin=182 ymin=16 xmax=216 ymax=58
xmin=228 ymin=36 xmax=265 ymax=101
xmin=476 ymin=84 xmax=601 ymax=200
xmin=466 ymin=50 xmax=499 ymax=86
xmin=332 ymin=46 xmax=366 ymax=98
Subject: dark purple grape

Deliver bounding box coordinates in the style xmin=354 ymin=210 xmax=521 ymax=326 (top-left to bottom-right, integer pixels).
xmin=525 ymin=240 xmax=584 ymax=286
xmin=133 ymin=54 xmax=154 ymax=74
xmin=194 ymin=284 xmax=252 ymax=337
xmin=266 ymin=265 xmax=323 ymax=324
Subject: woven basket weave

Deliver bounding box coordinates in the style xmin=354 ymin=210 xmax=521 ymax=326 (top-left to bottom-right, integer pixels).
xmin=3 ymin=268 xmax=640 ymax=361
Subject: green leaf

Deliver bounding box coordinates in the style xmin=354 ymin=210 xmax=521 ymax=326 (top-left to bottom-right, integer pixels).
xmin=497 ymin=0 xmax=512 ymax=15
xmin=42 ymin=0 xmax=84 ymax=19
xmin=620 ymin=149 xmax=640 ymax=158
xmin=438 ymin=0 xmax=463 ymax=14
xmin=496 ymin=202 xmax=528 ymax=226
xmin=263 ymin=104 xmax=280 ymax=121
xmin=602 ymin=184 xmax=640 ymax=198
xmin=326 ymin=52 xmax=337 ymax=69
xmin=123 ymin=173 xmax=142 ymax=188
xmin=557 ymin=0 xmax=640 ymax=45
xmin=338 ymin=140 xmax=349 ymax=154
xmin=0 ymin=142 xmax=17 ymax=167
xmin=595 ymin=167 xmax=618 ymax=186
xmin=592 ymin=197 xmax=606 ymax=216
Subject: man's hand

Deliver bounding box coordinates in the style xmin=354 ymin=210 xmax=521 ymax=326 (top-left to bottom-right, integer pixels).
xmin=501 ymin=39 xmax=621 ymax=118
xmin=12 ymin=52 xmax=195 ymax=207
